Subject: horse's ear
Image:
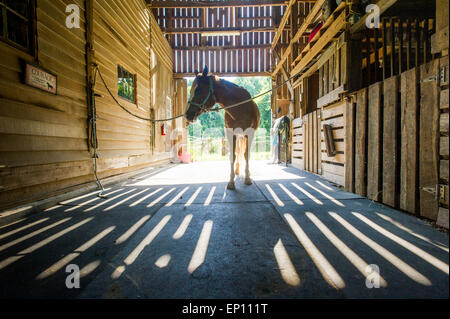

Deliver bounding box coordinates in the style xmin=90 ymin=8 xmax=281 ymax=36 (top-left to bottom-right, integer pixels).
xmin=194 ymin=69 xmax=199 ymax=76
xmin=202 ymin=65 xmax=208 ymax=77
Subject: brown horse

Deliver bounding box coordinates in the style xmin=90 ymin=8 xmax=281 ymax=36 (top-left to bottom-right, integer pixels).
xmin=185 ymin=66 xmax=260 ymax=190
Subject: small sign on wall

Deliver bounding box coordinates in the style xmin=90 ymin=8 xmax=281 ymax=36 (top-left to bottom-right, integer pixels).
xmin=24 ymin=63 xmax=57 ymax=95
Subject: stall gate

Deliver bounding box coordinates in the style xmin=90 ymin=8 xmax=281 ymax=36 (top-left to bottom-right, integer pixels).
xmin=347 ymin=57 xmax=448 ymax=222
xmin=291 ymin=110 xmax=321 ymax=175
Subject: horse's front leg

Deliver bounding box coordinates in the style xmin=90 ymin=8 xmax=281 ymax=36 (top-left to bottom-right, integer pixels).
xmin=226 ymin=129 xmax=236 ymax=190
xmin=244 ymin=131 xmax=255 ymax=185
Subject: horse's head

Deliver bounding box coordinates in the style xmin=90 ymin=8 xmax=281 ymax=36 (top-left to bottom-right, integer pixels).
xmin=185 ymin=66 xmax=216 ymax=124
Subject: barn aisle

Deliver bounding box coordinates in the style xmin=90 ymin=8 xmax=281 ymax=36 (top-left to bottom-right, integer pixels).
xmin=0 ymin=162 xmax=448 ymax=298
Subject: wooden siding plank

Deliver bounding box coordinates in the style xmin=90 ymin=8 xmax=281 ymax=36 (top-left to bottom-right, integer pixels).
xmin=400 ymin=68 xmax=419 ymax=214
xmin=367 ymin=82 xmax=383 ymax=202
xmin=355 ymin=88 xmax=368 ymax=196
xmin=419 ymin=59 xmax=440 ymax=220
xmin=345 ymin=100 xmax=355 ymax=192
xmin=382 ymin=75 xmax=400 ymax=208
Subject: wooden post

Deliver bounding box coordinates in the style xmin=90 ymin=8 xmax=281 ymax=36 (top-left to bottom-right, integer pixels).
xmin=365 ymin=30 xmax=371 ymax=86
xmin=355 ymin=88 xmax=368 ymax=196
xmin=382 ymin=75 xmax=400 ymax=208
xmin=382 ymin=18 xmax=388 ymax=80
xmin=419 ymin=59 xmax=440 ymax=220
xmin=415 ymin=19 xmax=420 ymax=68
xmin=398 ymin=19 xmax=403 ymax=74
xmin=390 ymin=18 xmax=396 ymax=77
xmin=367 ymin=82 xmax=383 ymax=202
xmin=374 ymin=27 xmax=380 ymax=82
xmin=400 ymin=68 xmax=419 ymax=215
xmin=345 ymin=98 xmax=355 ymax=193
xmin=406 ymin=19 xmax=412 ymax=70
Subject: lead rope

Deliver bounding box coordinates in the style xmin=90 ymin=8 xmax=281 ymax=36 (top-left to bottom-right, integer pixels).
xmin=94 ymin=64 xmax=298 ymax=122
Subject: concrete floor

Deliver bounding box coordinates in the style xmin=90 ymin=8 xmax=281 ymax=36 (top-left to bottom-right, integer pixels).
xmin=0 ymin=161 xmax=448 ymax=298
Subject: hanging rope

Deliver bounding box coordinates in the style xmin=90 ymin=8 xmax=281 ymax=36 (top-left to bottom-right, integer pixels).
xmin=89 ymin=66 xmax=107 ymax=198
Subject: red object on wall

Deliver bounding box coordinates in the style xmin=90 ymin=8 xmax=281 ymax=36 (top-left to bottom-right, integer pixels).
xmin=308 ymin=22 xmax=323 ymax=43
xmin=161 ymin=123 xmax=167 ymax=136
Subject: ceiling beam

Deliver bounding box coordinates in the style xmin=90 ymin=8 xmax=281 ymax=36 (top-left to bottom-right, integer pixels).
xmin=162 ymin=26 xmax=280 ymax=34
xmin=173 ymin=71 xmax=271 ymax=78
xmin=271 ymin=0 xmax=296 ymax=51
xmin=271 ymin=0 xmax=324 ymax=76
xmin=147 ymin=0 xmax=288 ymax=8
xmin=173 ymin=44 xmax=277 ymax=51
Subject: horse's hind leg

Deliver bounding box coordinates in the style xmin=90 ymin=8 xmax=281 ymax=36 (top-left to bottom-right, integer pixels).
xmin=235 ymin=137 xmax=240 ymax=175
xmin=244 ymin=133 xmax=253 ymax=185
xmin=226 ymin=129 xmax=236 ymax=190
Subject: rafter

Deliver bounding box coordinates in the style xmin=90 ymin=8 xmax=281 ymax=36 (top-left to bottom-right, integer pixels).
xmin=271 ymin=0 xmax=325 ymax=76
xmin=271 ymin=0 xmax=296 ymax=51
xmin=162 ymin=26 xmax=280 ymax=34
xmin=147 ymin=0 xmax=287 ymax=8
xmin=173 ymin=44 xmax=278 ymax=51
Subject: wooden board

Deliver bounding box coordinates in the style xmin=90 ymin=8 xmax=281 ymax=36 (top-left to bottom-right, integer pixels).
xmin=355 ymin=88 xmax=368 ymax=196
xmin=345 ymin=100 xmax=355 ymax=192
xmin=419 ymin=59 xmax=440 ymax=220
xmin=382 ymin=75 xmax=400 ymax=208
xmin=400 ymin=68 xmax=419 ymax=214
xmin=367 ymin=82 xmax=383 ymax=202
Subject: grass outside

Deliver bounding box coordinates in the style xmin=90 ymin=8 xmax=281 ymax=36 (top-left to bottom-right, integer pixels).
xmin=188 ymin=137 xmax=271 ymax=162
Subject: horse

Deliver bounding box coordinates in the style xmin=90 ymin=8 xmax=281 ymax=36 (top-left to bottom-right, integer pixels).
xmin=185 ymin=66 xmax=260 ymax=190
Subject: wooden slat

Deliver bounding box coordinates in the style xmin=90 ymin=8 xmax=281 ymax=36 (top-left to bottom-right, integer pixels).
xmin=419 ymin=59 xmax=440 ymax=220
xmin=271 ymin=0 xmax=325 ymax=76
xmin=355 ymin=88 xmax=368 ymax=197
xmin=367 ymin=82 xmax=383 ymax=202
xmin=400 ymin=68 xmax=419 ymax=214
xmin=345 ymin=100 xmax=355 ymax=193
xmin=382 ymin=75 xmax=400 ymax=208
xmin=322 ymin=170 xmax=345 ymax=186
xmin=291 ymin=10 xmax=346 ymax=76
xmin=271 ymin=0 xmax=296 ymax=51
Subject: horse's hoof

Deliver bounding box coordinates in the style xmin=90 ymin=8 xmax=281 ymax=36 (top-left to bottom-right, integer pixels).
xmin=227 ymin=182 xmax=236 ymax=190
xmin=244 ymin=178 xmax=252 ymax=185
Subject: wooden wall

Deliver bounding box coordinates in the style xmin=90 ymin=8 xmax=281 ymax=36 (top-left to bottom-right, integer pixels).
xmin=345 ymin=59 xmax=447 ymax=223
xmin=0 ymin=0 xmax=90 ymax=209
xmin=0 ymin=0 xmax=178 ymax=210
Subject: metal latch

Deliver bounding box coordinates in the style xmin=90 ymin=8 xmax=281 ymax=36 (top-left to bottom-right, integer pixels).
xmin=420 ymin=68 xmax=443 ymax=85
xmin=421 ymin=185 xmax=439 ymax=200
